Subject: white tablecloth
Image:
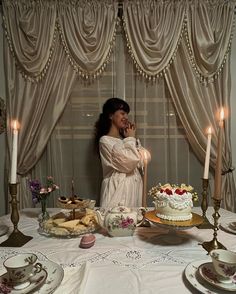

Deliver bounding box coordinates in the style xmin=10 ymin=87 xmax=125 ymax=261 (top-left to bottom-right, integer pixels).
xmin=0 ymin=207 xmax=235 ymax=294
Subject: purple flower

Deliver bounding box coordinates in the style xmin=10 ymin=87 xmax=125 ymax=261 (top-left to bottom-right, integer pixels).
xmin=0 ymin=283 xmax=11 ymax=294
xmin=28 ymin=177 xmax=59 ymax=205
xmin=219 ymin=263 xmax=236 ymax=276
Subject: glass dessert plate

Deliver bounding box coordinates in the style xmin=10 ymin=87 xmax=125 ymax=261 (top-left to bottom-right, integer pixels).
xmin=38 ymin=210 xmax=98 ymax=238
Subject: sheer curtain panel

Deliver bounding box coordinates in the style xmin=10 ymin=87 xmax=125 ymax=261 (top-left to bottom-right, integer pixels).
xmin=123 ymin=0 xmax=236 ymax=211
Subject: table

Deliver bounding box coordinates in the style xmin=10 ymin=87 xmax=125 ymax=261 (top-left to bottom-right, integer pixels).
xmin=0 ymin=207 xmax=235 ymax=294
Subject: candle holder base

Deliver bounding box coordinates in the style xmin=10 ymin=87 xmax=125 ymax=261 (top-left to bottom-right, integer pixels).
xmin=197 ymin=217 xmax=214 ymax=229
xmin=138 ymin=207 xmax=151 ymax=227
xmin=200 ymin=238 xmax=227 ymax=254
xmin=0 ymin=229 xmax=33 ymax=247
xmin=138 ymin=217 xmax=151 ymax=227
xmin=0 ymin=183 xmax=33 ymax=247
xmin=199 ymin=198 xmax=226 ymax=254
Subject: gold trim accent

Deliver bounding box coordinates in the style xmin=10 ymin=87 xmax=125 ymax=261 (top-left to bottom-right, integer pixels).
xmin=145 ymin=210 xmax=203 ymax=229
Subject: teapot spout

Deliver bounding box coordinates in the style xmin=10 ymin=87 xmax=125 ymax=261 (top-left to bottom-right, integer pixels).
xmin=95 ymin=209 xmax=105 ymax=228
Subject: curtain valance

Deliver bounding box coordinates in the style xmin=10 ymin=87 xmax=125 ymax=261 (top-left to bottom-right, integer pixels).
xmin=2 ymin=0 xmax=118 ymax=82
xmin=123 ymin=0 xmax=185 ymax=80
xmin=185 ymin=0 xmax=236 ymax=84
xmin=3 ymin=0 xmax=57 ymax=81
xmin=123 ymin=0 xmax=236 ymax=83
xmin=3 ymin=0 xmax=235 ymax=83
xmin=57 ymin=1 xmax=118 ymax=79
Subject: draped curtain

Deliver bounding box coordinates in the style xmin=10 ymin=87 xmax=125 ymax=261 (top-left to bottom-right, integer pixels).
xmin=123 ymin=0 xmax=236 ymax=211
xmin=2 ymin=0 xmax=236 ymax=211
xmin=3 ymin=0 xmax=118 ymax=208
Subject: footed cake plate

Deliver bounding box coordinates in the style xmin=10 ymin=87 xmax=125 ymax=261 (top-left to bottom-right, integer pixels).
xmin=145 ymin=210 xmax=203 ymax=230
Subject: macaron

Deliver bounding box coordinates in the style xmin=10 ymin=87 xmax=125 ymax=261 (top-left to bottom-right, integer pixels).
xmin=79 ymin=234 xmax=96 ymax=249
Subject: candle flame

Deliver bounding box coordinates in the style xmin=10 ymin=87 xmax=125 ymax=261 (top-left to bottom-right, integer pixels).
xmin=220 ymin=108 xmax=224 ymax=121
xmin=144 ymin=150 xmax=148 ymax=160
xmin=207 ymin=127 xmax=212 ymax=134
xmin=11 ymin=120 xmax=19 ymax=130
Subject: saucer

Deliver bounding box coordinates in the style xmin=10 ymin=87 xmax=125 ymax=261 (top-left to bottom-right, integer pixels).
xmin=34 ymin=260 xmax=64 ymax=293
xmin=185 ymin=259 xmax=232 ymax=294
xmin=198 ymin=262 xmax=236 ymax=291
xmin=0 ymin=269 xmax=47 ymax=294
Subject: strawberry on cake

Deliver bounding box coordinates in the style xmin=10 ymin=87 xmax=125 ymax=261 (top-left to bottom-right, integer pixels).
xmin=149 ymin=183 xmax=196 ymax=221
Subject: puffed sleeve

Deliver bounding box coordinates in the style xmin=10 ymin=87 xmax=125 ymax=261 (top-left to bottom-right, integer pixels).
xmin=100 ymin=137 xmax=141 ymax=174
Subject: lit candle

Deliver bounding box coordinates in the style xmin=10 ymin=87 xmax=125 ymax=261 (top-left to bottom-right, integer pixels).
xmin=203 ymin=127 xmax=212 ymax=179
xmin=214 ymin=108 xmax=224 ymax=200
xmin=142 ymin=150 xmax=148 ymax=207
xmin=10 ymin=120 xmax=19 ymax=184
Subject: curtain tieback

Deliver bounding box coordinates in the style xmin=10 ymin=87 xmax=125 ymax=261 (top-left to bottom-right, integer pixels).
xmin=222 ymin=167 xmax=235 ymax=175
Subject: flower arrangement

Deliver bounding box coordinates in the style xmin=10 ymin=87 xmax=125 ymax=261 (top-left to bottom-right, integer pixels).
xmin=29 ymin=176 xmax=59 ymax=222
xmin=29 ymin=176 xmax=59 ymax=205
xmin=148 ymin=183 xmax=198 ymax=201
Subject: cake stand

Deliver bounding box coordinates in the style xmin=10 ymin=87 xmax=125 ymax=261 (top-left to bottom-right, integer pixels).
xmin=144 ymin=210 xmax=204 ymax=245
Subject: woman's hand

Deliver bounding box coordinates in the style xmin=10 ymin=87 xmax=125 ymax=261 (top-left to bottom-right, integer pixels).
xmin=123 ymin=121 xmax=136 ymax=138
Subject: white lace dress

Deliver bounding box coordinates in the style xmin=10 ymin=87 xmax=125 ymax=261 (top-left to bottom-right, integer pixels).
xmin=99 ymin=136 xmax=143 ymax=208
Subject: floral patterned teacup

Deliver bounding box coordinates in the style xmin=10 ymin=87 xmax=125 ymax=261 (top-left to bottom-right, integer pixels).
xmin=210 ymin=249 xmax=236 ymax=284
xmin=3 ymin=253 xmax=42 ymax=287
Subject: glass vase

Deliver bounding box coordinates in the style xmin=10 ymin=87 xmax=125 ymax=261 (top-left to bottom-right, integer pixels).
xmin=38 ymin=197 xmax=50 ymax=225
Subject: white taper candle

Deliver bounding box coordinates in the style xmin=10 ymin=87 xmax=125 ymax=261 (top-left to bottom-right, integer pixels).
xmin=203 ymin=127 xmax=212 ymax=179
xmin=10 ymin=120 xmax=19 ymax=184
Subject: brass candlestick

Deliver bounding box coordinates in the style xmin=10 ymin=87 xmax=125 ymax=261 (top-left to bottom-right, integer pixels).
xmin=0 ymin=183 xmax=33 ymax=247
xmin=138 ymin=207 xmax=151 ymax=227
xmin=197 ymin=178 xmax=214 ymax=229
xmin=200 ymin=198 xmax=226 ymax=253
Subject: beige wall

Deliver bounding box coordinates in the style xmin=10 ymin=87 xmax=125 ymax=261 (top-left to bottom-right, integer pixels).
xmin=0 ymin=22 xmax=235 ymax=216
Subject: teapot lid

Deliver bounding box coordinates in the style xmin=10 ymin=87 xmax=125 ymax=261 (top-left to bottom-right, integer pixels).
xmin=110 ymin=205 xmax=131 ymax=213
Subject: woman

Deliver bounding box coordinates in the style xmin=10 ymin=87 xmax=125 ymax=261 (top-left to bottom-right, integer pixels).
xmin=94 ymin=97 xmax=149 ymax=208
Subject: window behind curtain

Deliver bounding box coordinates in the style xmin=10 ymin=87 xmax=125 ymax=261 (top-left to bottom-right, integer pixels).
xmin=33 ymin=27 xmax=204 ymax=207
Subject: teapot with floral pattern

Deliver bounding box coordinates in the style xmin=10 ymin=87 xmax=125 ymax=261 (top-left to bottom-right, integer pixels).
xmin=96 ymin=205 xmax=145 ymax=237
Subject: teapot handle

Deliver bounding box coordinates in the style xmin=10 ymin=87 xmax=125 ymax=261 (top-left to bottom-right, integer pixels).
xmin=137 ymin=206 xmax=147 ymax=224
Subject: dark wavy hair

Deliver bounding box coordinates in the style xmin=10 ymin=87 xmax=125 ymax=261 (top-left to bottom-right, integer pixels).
xmin=94 ymin=98 xmax=130 ymax=155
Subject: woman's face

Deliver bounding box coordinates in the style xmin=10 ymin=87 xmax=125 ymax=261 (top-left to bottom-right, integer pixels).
xmin=110 ymin=109 xmax=128 ymax=130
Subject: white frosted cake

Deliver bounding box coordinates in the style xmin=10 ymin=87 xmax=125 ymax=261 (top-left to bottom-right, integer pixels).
xmin=149 ymin=183 xmax=194 ymax=221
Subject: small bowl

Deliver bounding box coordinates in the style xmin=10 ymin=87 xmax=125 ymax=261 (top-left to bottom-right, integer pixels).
xmin=79 ymin=234 xmax=96 ymax=249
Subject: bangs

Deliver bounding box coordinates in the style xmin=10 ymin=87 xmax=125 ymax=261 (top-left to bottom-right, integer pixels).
xmin=103 ymin=97 xmax=130 ymax=115
xmin=116 ymin=101 xmax=130 ymax=113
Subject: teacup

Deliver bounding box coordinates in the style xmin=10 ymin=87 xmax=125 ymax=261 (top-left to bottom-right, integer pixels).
xmin=210 ymin=249 xmax=236 ymax=284
xmin=3 ymin=253 xmax=42 ymax=288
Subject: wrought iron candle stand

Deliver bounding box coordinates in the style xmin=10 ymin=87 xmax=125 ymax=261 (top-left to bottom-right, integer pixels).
xmin=0 ymin=183 xmax=33 ymax=247
xmin=197 ymin=178 xmax=214 ymax=229
xmin=200 ymin=198 xmax=227 ymax=254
